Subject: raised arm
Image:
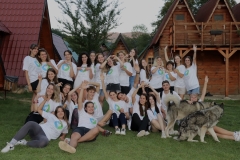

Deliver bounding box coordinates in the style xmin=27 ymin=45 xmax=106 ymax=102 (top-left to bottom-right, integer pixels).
xmin=200 ymin=75 xmax=208 ymax=102
xmin=47 ymin=60 xmax=58 ymax=74
xmin=164 ymin=46 xmax=169 ymax=62
xmin=148 ymin=85 xmax=161 ymax=104
xmin=132 ymin=82 xmax=144 ymax=105
xmin=100 ymin=73 xmax=108 ymax=100
xmin=100 ymin=56 xmax=110 ymax=69
xmin=35 ymin=96 xmax=49 ymax=115
xmin=36 ymin=74 xmax=42 ymax=93
xmin=69 ymin=62 xmax=75 ymax=79
xmin=78 ymin=81 xmax=88 ymax=111
xmin=193 ymin=44 xmax=197 ymax=65
xmin=67 ymin=84 xmax=81 ymax=102
xmin=113 ymin=55 xmax=124 ymax=67
xmin=133 ymin=64 xmax=140 ymax=88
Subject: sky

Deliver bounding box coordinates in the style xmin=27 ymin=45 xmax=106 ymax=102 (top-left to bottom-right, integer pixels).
xmin=48 ymin=0 xmax=240 ymax=33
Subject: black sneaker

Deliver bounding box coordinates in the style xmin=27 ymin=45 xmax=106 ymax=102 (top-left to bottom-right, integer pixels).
xmin=102 ymin=130 xmax=112 ymax=137
xmin=205 ymin=92 xmax=213 ymax=96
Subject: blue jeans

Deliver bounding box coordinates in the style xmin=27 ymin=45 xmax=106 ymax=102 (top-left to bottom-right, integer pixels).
xmin=129 ymin=76 xmax=135 ymax=89
xmin=110 ymin=113 xmax=126 ymax=128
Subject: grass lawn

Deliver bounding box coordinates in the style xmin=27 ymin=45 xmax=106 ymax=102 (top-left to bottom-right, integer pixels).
xmin=0 ymin=92 xmax=240 ymax=160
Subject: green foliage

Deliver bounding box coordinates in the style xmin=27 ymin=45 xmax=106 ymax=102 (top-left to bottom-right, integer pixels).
xmin=55 ymin=0 xmax=121 ymax=54
xmin=123 ymin=24 xmax=151 ymax=55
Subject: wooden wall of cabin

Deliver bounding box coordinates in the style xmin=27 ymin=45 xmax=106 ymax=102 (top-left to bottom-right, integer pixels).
xmin=0 ymin=61 xmax=4 ymax=88
xmin=143 ymin=48 xmax=154 ymax=69
xmin=112 ymin=41 xmax=129 ymax=56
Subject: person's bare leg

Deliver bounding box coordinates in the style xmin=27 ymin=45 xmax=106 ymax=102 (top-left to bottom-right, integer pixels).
xmin=157 ymin=114 xmax=166 ymax=138
xmin=151 ymin=120 xmax=162 ymax=130
xmin=151 ymin=125 xmax=159 ymax=132
xmin=31 ymin=91 xmax=37 ymax=112
xmin=98 ymin=110 xmax=112 ymax=127
xmin=214 ymin=126 xmax=234 ymax=136
xmin=179 ymin=94 xmax=184 ymax=100
xmin=77 ymin=127 xmax=99 ymax=143
xmin=70 ymin=132 xmax=81 ymax=148
xmin=216 ymin=133 xmax=234 ymax=140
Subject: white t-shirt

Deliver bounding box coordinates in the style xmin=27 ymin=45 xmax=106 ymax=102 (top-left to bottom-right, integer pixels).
xmin=147 ymin=102 xmax=162 ymax=122
xmin=140 ymin=69 xmax=149 ymax=84
xmin=129 ymin=59 xmax=138 ymax=76
xmin=164 ymin=71 xmax=177 ymax=87
xmin=38 ymin=79 xmax=49 ymax=96
xmin=83 ymin=93 xmax=103 ymax=119
xmin=74 ymin=64 xmax=94 ymax=89
xmin=174 ymin=65 xmax=186 ymax=88
xmin=107 ymin=98 xmax=128 ymax=118
xmin=94 ymin=63 xmax=106 ymax=89
xmin=78 ymin=109 xmax=98 ymax=129
xmin=149 ymin=67 xmax=164 ymax=88
xmin=22 ymin=56 xmax=41 ymax=83
xmin=126 ymin=87 xmax=140 ymax=108
xmin=40 ymin=60 xmax=58 ymax=78
xmin=118 ymin=62 xmax=132 ymax=86
xmin=40 ymin=111 xmax=68 ymax=140
xmin=161 ymin=90 xmax=181 ymax=111
xmin=132 ymin=103 xmax=146 ymax=120
xmin=106 ymin=65 xmax=121 ymax=84
xmin=89 ymin=63 xmax=95 ymax=82
xmin=66 ymin=101 xmax=78 ymax=124
xmin=57 ymin=60 xmax=77 ymax=81
xmin=183 ymin=62 xmax=199 ymax=91
xmin=37 ymin=97 xmax=61 ymax=113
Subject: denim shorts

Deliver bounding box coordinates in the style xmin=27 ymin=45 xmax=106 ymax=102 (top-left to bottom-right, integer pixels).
xmin=187 ymin=87 xmax=200 ymax=95
xmin=72 ymin=127 xmax=97 ymax=141
xmin=99 ymin=89 xmax=104 ymax=97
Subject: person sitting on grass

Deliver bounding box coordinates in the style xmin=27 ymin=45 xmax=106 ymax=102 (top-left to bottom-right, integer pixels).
xmin=58 ymin=81 xmax=112 ymax=154
xmin=187 ymin=75 xmax=240 ymax=141
xmin=1 ymin=103 xmax=68 ymax=153
xmin=100 ymin=74 xmax=129 ymax=135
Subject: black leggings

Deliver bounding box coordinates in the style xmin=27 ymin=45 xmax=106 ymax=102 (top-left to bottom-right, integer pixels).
xmin=13 ymin=121 xmax=49 ymax=148
xmin=109 ymin=113 xmax=127 ymax=128
xmin=131 ymin=113 xmax=149 ymax=132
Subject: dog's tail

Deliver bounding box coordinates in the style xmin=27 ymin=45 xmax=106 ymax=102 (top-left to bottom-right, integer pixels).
xmin=164 ymin=94 xmax=180 ymax=108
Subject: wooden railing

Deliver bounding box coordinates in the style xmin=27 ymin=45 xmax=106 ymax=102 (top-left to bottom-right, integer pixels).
xmin=169 ymin=22 xmax=240 ymax=51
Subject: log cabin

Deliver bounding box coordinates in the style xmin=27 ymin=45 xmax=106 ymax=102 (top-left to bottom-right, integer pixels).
xmin=140 ymin=0 xmax=240 ymax=96
xmin=0 ymin=0 xmax=60 ymax=87
xmin=110 ymin=33 xmax=130 ymax=56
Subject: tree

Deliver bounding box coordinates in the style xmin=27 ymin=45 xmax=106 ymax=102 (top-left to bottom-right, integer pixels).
xmin=55 ymin=0 xmax=121 ymax=54
xmin=151 ymin=0 xmax=237 ymax=36
xmin=124 ymin=24 xmax=151 ymax=55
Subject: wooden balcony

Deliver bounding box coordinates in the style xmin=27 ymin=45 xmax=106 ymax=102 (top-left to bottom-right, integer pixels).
xmin=168 ymin=22 xmax=240 ymax=51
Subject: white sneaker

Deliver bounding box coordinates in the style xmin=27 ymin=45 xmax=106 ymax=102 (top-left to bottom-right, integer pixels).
xmin=127 ymin=119 xmax=132 ymax=130
xmin=137 ymin=130 xmax=145 ymax=137
xmin=234 ymin=132 xmax=240 ymax=141
xmin=64 ymin=138 xmax=70 ymax=144
xmin=15 ymin=139 xmax=27 ymax=145
xmin=115 ymin=128 xmax=121 ymax=135
xmin=145 ymin=131 xmax=150 ymax=136
xmin=1 ymin=142 xmax=14 ymax=153
xmin=120 ymin=128 xmax=126 ymax=135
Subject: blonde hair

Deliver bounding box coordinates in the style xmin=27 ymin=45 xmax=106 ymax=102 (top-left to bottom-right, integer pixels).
xmin=153 ymin=56 xmax=164 ymax=67
xmin=45 ymin=84 xmax=61 ymax=103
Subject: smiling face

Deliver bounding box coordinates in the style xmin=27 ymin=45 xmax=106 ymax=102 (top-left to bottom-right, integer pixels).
xmin=64 ymin=51 xmax=72 ymax=61
xmin=130 ymin=49 xmax=136 ymax=56
xmin=46 ymin=85 xmax=54 ymax=96
xmin=109 ymin=91 xmax=117 ymax=100
xmin=139 ymin=95 xmax=147 ymax=105
xmin=87 ymin=90 xmax=95 ymax=100
xmin=167 ymin=63 xmax=173 ymax=71
xmin=71 ymin=92 xmax=78 ymax=102
xmin=56 ymin=107 xmax=65 ymax=119
xmin=162 ymin=82 xmax=170 ymax=91
xmin=82 ymin=54 xmax=88 ymax=64
xmin=149 ymin=96 xmax=155 ymax=106
xmin=107 ymin=58 xmax=114 ymax=66
xmin=30 ymin=47 xmax=38 ymax=57
xmin=185 ymin=57 xmax=191 ymax=67
xmin=39 ymin=51 xmax=47 ymax=62
xmin=118 ymin=52 xmax=125 ymax=61
xmin=157 ymin=58 xmax=162 ymax=66
xmin=90 ymin=52 xmax=96 ymax=62
xmin=97 ymin=54 xmax=104 ymax=63
xmin=141 ymin=59 xmax=147 ymax=67
xmin=47 ymin=71 xmax=55 ymax=81
xmin=85 ymin=102 xmax=94 ymax=114
xmin=174 ymin=55 xmax=181 ymax=65
xmin=190 ymin=94 xmax=198 ymax=102
xmin=63 ymin=85 xmax=71 ymax=94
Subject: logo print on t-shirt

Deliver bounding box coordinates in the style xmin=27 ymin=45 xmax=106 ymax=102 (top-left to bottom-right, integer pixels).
xmin=93 ymin=102 xmax=97 ymax=110
xmin=34 ymin=61 xmax=41 ymax=67
xmin=79 ymin=68 xmax=86 ymax=72
xmin=61 ymin=64 xmax=70 ymax=71
xmin=184 ymin=70 xmax=189 ymax=76
xmin=42 ymin=64 xmax=50 ymax=71
xmin=54 ymin=121 xmax=63 ymax=129
xmin=90 ymin=118 xmax=97 ymax=124
xmin=43 ymin=104 xmax=50 ymax=112
xmin=75 ymin=105 xmax=78 ymax=109
xmin=114 ymin=104 xmax=121 ymax=111
xmin=165 ymin=73 xmax=170 ymax=80
xmin=108 ymin=69 xmax=113 ymax=75
xmin=154 ymin=111 xmax=157 ymax=116
xmin=158 ymin=69 xmax=163 ymax=75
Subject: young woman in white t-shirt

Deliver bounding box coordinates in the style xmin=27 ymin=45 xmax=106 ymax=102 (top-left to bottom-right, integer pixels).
xmin=139 ymin=59 xmax=150 ymax=94
xmin=58 ymin=81 xmax=112 ymax=154
xmin=183 ymin=45 xmax=199 ymax=95
xmin=25 ymin=84 xmax=61 ymax=124
xmin=131 ymin=83 xmax=150 ymax=137
xmin=128 ymin=48 xmax=138 ymax=88
xmin=164 ymin=61 xmax=177 ymax=91
xmin=149 ymin=56 xmax=164 ymax=93
xmin=117 ymin=51 xmax=133 ymax=94
xmin=74 ymin=52 xmax=93 ymax=89
xmin=100 ymin=55 xmax=124 ymax=92
xmin=100 ymin=74 xmax=129 ymax=135
xmin=90 ymin=51 xmax=96 ymax=65
xmin=1 ymin=104 xmax=68 ymax=153
xmin=57 ymin=50 xmax=77 ymax=91
xmin=23 ymin=44 xmax=41 ymax=112
xmin=37 ymin=48 xmax=58 ymax=78
xmin=164 ymin=45 xmax=186 ymax=99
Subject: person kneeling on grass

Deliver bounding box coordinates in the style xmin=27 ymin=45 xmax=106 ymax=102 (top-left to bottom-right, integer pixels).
xmin=59 ymin=81 xmax=112 ymax=154
xmin=1 ymin=102 xmax=68 ymax=153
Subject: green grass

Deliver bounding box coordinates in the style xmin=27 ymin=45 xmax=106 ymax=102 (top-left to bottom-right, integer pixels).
xmin=0 ymin=92 xmax=240 ymax=160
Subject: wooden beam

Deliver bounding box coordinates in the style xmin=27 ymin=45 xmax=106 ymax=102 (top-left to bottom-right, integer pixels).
xmin=230 ymin=22 xmax=232 ymax=51
xmin=225 ymin=50 xmax=229 ymax=97
xmin=182 ymin=49 xmax=190 ymax=57
xmin=217 ymin=49 xmax=226 ymax=58
xmin=179 ymin=50 xmax=183 ymax=58
xmin=228 ymin=50 xmax=237 ymax=59
xmin=201 ymin=22 xmax=203 ymax=51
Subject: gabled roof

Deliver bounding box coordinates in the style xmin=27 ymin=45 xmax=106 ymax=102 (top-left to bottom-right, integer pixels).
xmin=64 ymin=40 xmax=79 ymax=63
xmin=195 ymin=0 xmax=237 ymax=23
xmin=150 ymin=0 xmax=197 ymax=46
xmin=0 ymin=21 xmax=11 ymax=34
xmin=232 ymin=3 xmax=240 ymax=21
xmin=52 ymin=33 xmax=68 ymax=60
xmin=0 ymin=0 xmax=47 ymax=85
xmin=110 ymin=33 xmax=130 ymax=54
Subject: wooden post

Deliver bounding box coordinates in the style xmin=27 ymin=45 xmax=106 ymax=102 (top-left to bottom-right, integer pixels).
xmin=173 ymin=22 xmax=175 ymax=52
xmin=230 ymin=22 xmax=232 ymax=51
xmin=201 ymin=22 xmax=203 ymax=51
xmin=179 ymin=50 xmax=183 ymax=58
xmin=225 ymin=50 xmax=229 ymax=97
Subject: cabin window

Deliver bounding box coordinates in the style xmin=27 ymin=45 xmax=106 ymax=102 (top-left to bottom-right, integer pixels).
xmin=176 ymin=14 xmax=185 ymax=21
xmin=148 ymin=58 xmax=154 ymax=68
xmin=214 ymin=15 xmax=224 ymax=21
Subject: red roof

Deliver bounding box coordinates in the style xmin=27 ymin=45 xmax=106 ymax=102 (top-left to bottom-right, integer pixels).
xmin=0 ymin=0 xmax=46 ymax=85
xmin=0 ymin=21 xmax=11 ymax=33
xmin=232 ymin=3 xmax=240 ymax=21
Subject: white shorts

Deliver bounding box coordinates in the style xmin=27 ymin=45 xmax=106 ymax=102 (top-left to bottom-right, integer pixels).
xmin=174 ymin=87 xmax=186 ymax=95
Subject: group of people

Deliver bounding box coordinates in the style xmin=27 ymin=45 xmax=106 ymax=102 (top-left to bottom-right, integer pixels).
xmin=1 ymin=44 xmax=239 ymax=154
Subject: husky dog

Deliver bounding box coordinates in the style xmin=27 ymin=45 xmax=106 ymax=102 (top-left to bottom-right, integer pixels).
xmin=175 ymin=103 xmax=224 ymax=142
xmin=164 ymin=95 xmax=216 ymax=137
